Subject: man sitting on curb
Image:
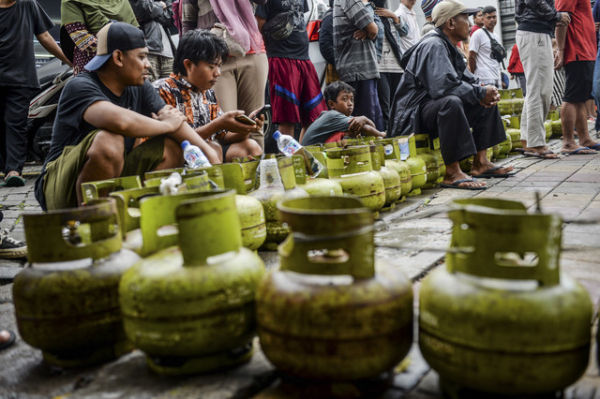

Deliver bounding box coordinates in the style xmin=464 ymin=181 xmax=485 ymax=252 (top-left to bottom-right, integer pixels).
xmin=35 ymin=22 xmax=219 ymax=210
xmin=389 ymin=0 xmax=513 ymax=190
xmin=153 ymin=30 xmax=263 ymax=163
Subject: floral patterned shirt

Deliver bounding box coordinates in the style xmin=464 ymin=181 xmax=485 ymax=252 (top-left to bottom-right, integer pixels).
xmin=153 ymin=73 xmax=223 ymax=132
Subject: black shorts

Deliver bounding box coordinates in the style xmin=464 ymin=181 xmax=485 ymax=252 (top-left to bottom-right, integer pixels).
xmin=563 ymin=61 xmax=594 ymax=103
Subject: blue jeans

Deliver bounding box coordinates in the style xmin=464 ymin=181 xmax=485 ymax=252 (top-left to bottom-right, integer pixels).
xmin=593 ymin=44 xmax=600 ymax=130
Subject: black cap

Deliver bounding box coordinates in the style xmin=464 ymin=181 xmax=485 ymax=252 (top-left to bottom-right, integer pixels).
xmin=85 ymin=22 xmax=146 ymax=71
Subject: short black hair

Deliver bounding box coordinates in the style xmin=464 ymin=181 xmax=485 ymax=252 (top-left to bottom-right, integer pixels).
xmin=173 ymin=30 xmax=229 ymax=75
xmin=324 ymin=81 xmax=355 ymax=105
xmin=482 ymin=5 xmax=496 ymax=14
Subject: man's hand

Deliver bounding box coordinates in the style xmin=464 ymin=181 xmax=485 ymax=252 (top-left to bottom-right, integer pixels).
xmin=217 ymin=110 xmax=263 ymax=135
xmin=557 ymin=12 xmax=571 ymax=26
xmin=480 ymin=85 xmax=500 ymax=108
xmin=152 ymin=105 xmax=186 ymax=132
xmin=248 ymin=109 xmax=266 ymax=133
xmin=353 ymin=29 xmax=367 ymax=40
xmin=554 ymin=49 xmax=565 ymax=70
xmin=375 ymin=7 xmax=399 ymax=24
xmin=348 ymin=116 xmax=370 ymax=132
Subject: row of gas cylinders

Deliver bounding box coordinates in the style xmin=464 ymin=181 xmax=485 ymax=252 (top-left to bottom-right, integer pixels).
xmin=498 ymin=88 xmax=563 ymax=153
xmin=74 ymin=134 xmax=447 ymax=253
xmin=13 ymin=193 xmax=595 ymax=396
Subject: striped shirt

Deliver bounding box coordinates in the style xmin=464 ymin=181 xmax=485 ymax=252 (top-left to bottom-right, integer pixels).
xmin=333 ymin=0 xmax=379 ymax=82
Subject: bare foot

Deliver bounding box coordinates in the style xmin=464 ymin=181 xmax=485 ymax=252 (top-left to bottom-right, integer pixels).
xmin=579 ymin=139 xmax=599 ymax=149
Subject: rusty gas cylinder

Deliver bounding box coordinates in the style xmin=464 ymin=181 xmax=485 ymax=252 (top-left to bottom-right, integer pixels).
xmin=257 ymin=196 xmax=413 ymax=381
xmin=13 ymin=199 xmax=140 ymax=368
xmin=419 ymin=198 xmax=593 ymax=396
xmin=325 ymin=146 xmax=386 ymax=213
xmin=119 ymin=190 xmax=265 ymax=375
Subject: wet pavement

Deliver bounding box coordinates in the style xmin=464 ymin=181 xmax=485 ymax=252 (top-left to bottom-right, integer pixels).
xmin=1 ymin=138 xmax=600 ymax=398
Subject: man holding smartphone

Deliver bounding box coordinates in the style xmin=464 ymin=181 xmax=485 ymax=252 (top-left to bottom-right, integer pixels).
xmin=154 ymin=30 xmax=264 ymax=162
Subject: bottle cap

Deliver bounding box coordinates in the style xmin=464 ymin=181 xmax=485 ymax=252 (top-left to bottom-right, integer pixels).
xmin=272 ymin=131 xmax=281 ymax=140
xmin=181 ymin=140 xmax=190 ymax=149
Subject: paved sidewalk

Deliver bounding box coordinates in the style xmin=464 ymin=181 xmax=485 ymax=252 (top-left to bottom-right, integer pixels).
xmin=1 ymin=143 xmax=599 ymax=398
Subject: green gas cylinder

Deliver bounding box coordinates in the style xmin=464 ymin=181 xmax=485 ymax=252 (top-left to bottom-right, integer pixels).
xmin=507 ymin=128 xmax=522 ymax=151
xmin=544 ymin=120 xmax=553 ymax=141
xmin=376 ymin=142 xmax=412 ymax=200
xmin=414 ymin=134 xmax=441 ymax=188
xmin=419 ymin=198 xmax=593 ymax=396
xmin=250 ymin=159 xmax=308 ymax=250
xmin=497 ymin=89 xmax=513 ymax=115
xmin=292 ymin=154 xmax=344 ymax=196
xmin=13 ymin=200 xmax=141 ymax=368
xmin=325 ymin=146 xmax=386 ymax=213
xmin=122 ymin=189 xmax=219 ymax=257
xmin=81 ymin=175 xmax=142 ymax=204
xmin=231 ymin=158 xmax=260 ymax=192
xmin=548 ymin=110 xmax=563 ymax=138
xmin=405 ymin=136 xmax=428 ymax=195
xmin=496 ymin=132 xmax=512 ymax=159
xmin=235 ymin=194 xmax=267 ymax=251
xmin=119 ymin=190 xmax=265 ymax=375
xmin=257 ymin=196 xmax=413 ymax=381
xmin=369 ymin=144 xmax=402 ymax=206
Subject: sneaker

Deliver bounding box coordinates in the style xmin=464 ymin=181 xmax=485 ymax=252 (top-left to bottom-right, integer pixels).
xmin=0 ymin=229 xmax=27 ymax=259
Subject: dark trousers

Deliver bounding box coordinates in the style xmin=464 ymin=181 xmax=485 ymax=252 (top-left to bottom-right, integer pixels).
xmin=419 ymin=95 xmax=506 ymax=165
xmin=348 ymin=79 xmax=385 ymax=131
xmin=0 ymin=86 xmax=35 ymax=174
xmin=377 ymin=72 xmax=402 ymax=129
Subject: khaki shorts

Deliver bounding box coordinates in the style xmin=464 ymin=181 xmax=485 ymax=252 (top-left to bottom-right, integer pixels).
xmin=41 ymin=131 xmax=165 ymax=210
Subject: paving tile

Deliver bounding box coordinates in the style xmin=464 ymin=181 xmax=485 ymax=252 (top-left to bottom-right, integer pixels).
xmin=567 ymin=173 xmax=600 ymax=183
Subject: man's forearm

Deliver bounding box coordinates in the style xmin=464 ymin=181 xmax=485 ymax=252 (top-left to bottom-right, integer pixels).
xmin=37 ymin=32 xmax=72 ymax=66
xmin=555 ymin=24 xmax=567 ymax=52
xmin=468 ymin=52 xmax=477 ymax=73
xmin=174 ymin=123 xmax=221 ymax=164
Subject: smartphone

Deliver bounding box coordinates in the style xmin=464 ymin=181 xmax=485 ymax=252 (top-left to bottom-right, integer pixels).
xmin=235 ymin=114 xmax=257 ymax=125
xmin=255 ymin=104 xmax=271 ymax=119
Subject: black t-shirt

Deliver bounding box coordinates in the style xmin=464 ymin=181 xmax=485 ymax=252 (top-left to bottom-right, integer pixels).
xmin=256 ymin=0 xmax=309 ymax=60
xmin=45 ymin=72 xmax=165 ymax=165
xmin=0 ymin=0 xmax=53 ymax=88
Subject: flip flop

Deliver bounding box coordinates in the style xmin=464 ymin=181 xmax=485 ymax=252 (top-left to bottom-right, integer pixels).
xmin=561 ymin=147 xmax=597 ymax=155
xmin=0 ymin=330 xmax=15 ymax=351
xmin=522 ymin=150 xmax=559 ymax=160
xmin=4 ymin=175 xmax=25 ymax=187
xmin=587 ymin=143 xmax=600 ymax=150
xmin=440 ymin=178 xmax=486 ymax=190
xmin=471 ymin=166 xmax=517 ymax=178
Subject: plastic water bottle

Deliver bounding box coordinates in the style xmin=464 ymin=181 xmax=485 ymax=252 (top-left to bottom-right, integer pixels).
xmin=272 ymin=130 xmax=323 ymax=177
xmin=181 ymin=140 xmax=211 ymax=169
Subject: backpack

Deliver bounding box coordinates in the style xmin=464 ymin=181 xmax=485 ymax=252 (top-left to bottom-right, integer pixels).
xmin=482 ymin=29 xmax=506 ymax=64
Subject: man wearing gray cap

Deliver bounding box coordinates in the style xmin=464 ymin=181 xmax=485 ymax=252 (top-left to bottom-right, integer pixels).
xmin=35 ymin=21 xmax=220 ymax=210
xmin=389 ymin=0 xmax=514 ymax=190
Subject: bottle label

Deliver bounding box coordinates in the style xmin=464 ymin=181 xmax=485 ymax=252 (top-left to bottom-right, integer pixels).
xmin=282 ymin=141 xmax=301 ymax=156
xmin=398 ymin=140 xmax=410 ymax=161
